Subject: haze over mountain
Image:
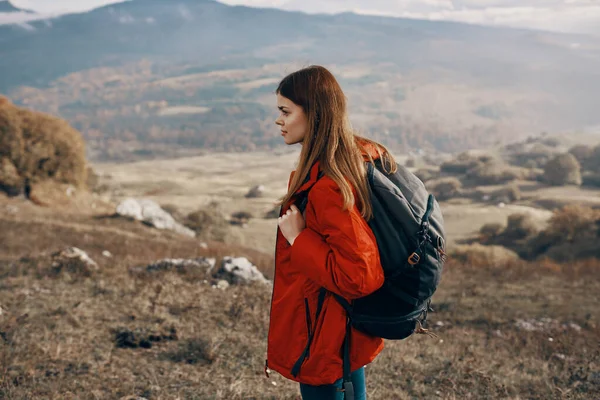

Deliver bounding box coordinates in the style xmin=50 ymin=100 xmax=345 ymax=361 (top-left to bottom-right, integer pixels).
xmin=1 ymin=0 xmax=599 ymax=160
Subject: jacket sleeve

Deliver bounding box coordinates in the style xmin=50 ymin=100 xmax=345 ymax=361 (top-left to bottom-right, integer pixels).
xmin=289 ymin=182 xmax=384 ymax=300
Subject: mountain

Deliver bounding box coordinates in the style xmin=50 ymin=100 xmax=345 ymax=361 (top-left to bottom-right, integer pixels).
xmin=0 ymin=0 xmax=33 ymax=13
xmin=1 ymin=0 xmax=599 ymax=160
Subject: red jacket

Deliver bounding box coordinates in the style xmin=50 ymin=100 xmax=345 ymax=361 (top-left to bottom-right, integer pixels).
xmin=266 ymin=146 xmax=385 ymax=385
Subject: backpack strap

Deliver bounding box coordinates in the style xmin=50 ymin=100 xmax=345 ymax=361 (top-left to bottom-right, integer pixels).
xmin=295 ymin=170 xmax=325 ymax=214
xmin=341 ymin=316 xmax=354 ymax=400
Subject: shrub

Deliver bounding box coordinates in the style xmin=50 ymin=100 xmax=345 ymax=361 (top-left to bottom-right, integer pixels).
xmin=568 ymin=145 xmax=593 ymax=165
xmin=466 ymin=160 xmax=524 ymax=185
xmin=491 ymin=184 xmax=521 ymax=203
xmin=545 ymin=205 xmax=600 ymax=242
xmin=479 ymin=223 xmax=505 ymax=241
xmin=503 ymin=213 xmax=539 ymax=241
xmin=427 ymin=177 xmax=462 ymax=201
xmin=0 ymin=97 xmax=87 ymax=196
xmin=0 ymin=157 xmax=22 ymax=196
xmin=185 ymin=202 xmax=229 ymax=241
xmin=440 ymin=152 xmax=482 ymax=174
xmin=414 ymin=168 xmax=438 ymax=183
xmin=542 ymin=153 xmax=582 ymax=186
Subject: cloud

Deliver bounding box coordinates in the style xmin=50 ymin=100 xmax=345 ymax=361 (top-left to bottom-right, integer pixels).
xmin=0 ymin=11 xmax=44 ymax=25
xmin=219 ymin=0 xmax=600 ymax=34
xmin=6 ymin=0 xmax=600 ymax=34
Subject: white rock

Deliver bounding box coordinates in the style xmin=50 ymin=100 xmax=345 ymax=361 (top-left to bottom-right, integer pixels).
xmin=116 ymin=198 xmax=195 ymax=237
xmin=216 ymin=280 xmax=230 ymax=290
xmin=215 ymin=256 xmax=269 ymax=285
xmin=102 ymin=250 xmax=113 ymax=258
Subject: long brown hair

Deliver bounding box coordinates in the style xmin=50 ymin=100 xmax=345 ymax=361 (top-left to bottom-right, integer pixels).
xmin=276 ymin=65 xmax=396 ymax=220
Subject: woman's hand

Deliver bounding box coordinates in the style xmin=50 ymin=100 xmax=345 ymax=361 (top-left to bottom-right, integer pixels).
xmin=278 ymin=204 xmax=305 ymax=246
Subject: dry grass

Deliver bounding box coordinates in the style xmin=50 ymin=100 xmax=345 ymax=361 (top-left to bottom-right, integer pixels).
xmin=1 ymin=194 xmax=599 ymax=399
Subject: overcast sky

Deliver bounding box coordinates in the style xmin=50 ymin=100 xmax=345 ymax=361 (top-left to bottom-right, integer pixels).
xmin=4 ymin=0 xmax=600 ymax=35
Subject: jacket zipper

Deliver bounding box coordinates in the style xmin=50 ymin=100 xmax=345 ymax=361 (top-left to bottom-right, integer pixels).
xmin=304 ymin=298 xmax=312 ymax=359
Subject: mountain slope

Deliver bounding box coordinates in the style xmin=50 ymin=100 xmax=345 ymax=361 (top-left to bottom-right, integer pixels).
xmin=1 ymin=0 xmax=600 ymax=158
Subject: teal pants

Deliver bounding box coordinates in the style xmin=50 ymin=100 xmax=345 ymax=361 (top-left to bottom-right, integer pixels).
xmin=299 ymin=367 xmax=367 ymax=400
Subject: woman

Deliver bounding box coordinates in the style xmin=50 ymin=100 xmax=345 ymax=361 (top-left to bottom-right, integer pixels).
xmin=265 ymin=65 xmax=398 ymax=399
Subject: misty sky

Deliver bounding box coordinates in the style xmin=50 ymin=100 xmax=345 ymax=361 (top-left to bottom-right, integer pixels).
xmin=5 ymin=0 xmax=600 ymax=34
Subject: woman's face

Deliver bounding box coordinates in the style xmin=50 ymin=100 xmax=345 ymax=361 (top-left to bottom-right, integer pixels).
xmin=275 ymin=94 xmax=309 ymax=145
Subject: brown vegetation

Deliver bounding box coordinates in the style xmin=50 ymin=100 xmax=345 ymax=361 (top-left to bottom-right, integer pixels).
xmin=0 ymin=97 xmax=88 ymax=198
xmin=543 ymin=153 xmax=582 ymax=186
xmin=184 ymin=202 xmax=229 ymax=242
xmin=484 ymin=205 xmax=600 ymax=262
xmin=491 ymin=183 xmax=521 ymax=203
xmin=1 ymin=201 xmax=599 ymax=399
xmin=426 ymin=177 xmax=462 ymax=201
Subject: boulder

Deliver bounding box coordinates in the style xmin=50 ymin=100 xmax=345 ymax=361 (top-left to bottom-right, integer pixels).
xmin=116 ymin=198 xmax=195 ymax=237
xmin=214 ymin=256 xmax=269 ymax=285
xmin=51 ymin=247 xmax=98 ymax=277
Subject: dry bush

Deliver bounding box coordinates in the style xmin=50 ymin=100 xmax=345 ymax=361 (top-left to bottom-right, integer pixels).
xmin=542 ymin=153 xmax=582 ymax=186
xmin=0 ymin=97 xmax=87 ymax=197
xmin=405 ymin=158 xmax=416 ymax=168
xmin=569 ymin=144 xmax=594 ymax=165
xmin=541 ymin=137 xmax=561 ymax=147
xmin=503 ymin=213 xmax=539 ymax=241
xmin=450 ymin=243 xmax=520 ymax=265
xmin=0 ymin=157 xmax=22 ymax=195
xmin=479 ymin=222 xmax=505 ymax=241
xmin=426 ymin=177 xmax=462 ymax=201
xmin=414 ymin=168 xmax=438 ymax=183
xmin=466 ymin=159 xmax=524 ymax=185
xmin=525 ymin=167 xmax=545 ymax=182
xmin=546 ymin=204 xmax=600 ymax=242
xmin=509 ymin=143 xmax=557 ymax=169
xmin=185 ymin=202 xmax=229 ymax=241
xmin=491 ymin=184 xmax=521 ymax=203
xmin=505 ymin=205 xmax=600 ymax=261
xmin=440 ymin=152 xmax=482 ymax=174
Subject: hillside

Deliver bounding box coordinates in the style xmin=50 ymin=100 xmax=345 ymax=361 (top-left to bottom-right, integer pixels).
xmin=1 ymin=191 xmax=599 ymax=399
xmin=1 ymin=0 xmax=600 ymax=160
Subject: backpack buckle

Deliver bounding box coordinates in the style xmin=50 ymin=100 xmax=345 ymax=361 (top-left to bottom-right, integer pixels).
xmin=408 ymin=252 xmax=420 ymax=265
xmin=437 ymin=236 xmax=445 ymax=251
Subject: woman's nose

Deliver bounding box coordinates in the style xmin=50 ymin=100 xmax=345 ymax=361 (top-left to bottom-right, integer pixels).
xmin=275 ymin=117 xmax=283 ymax=126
